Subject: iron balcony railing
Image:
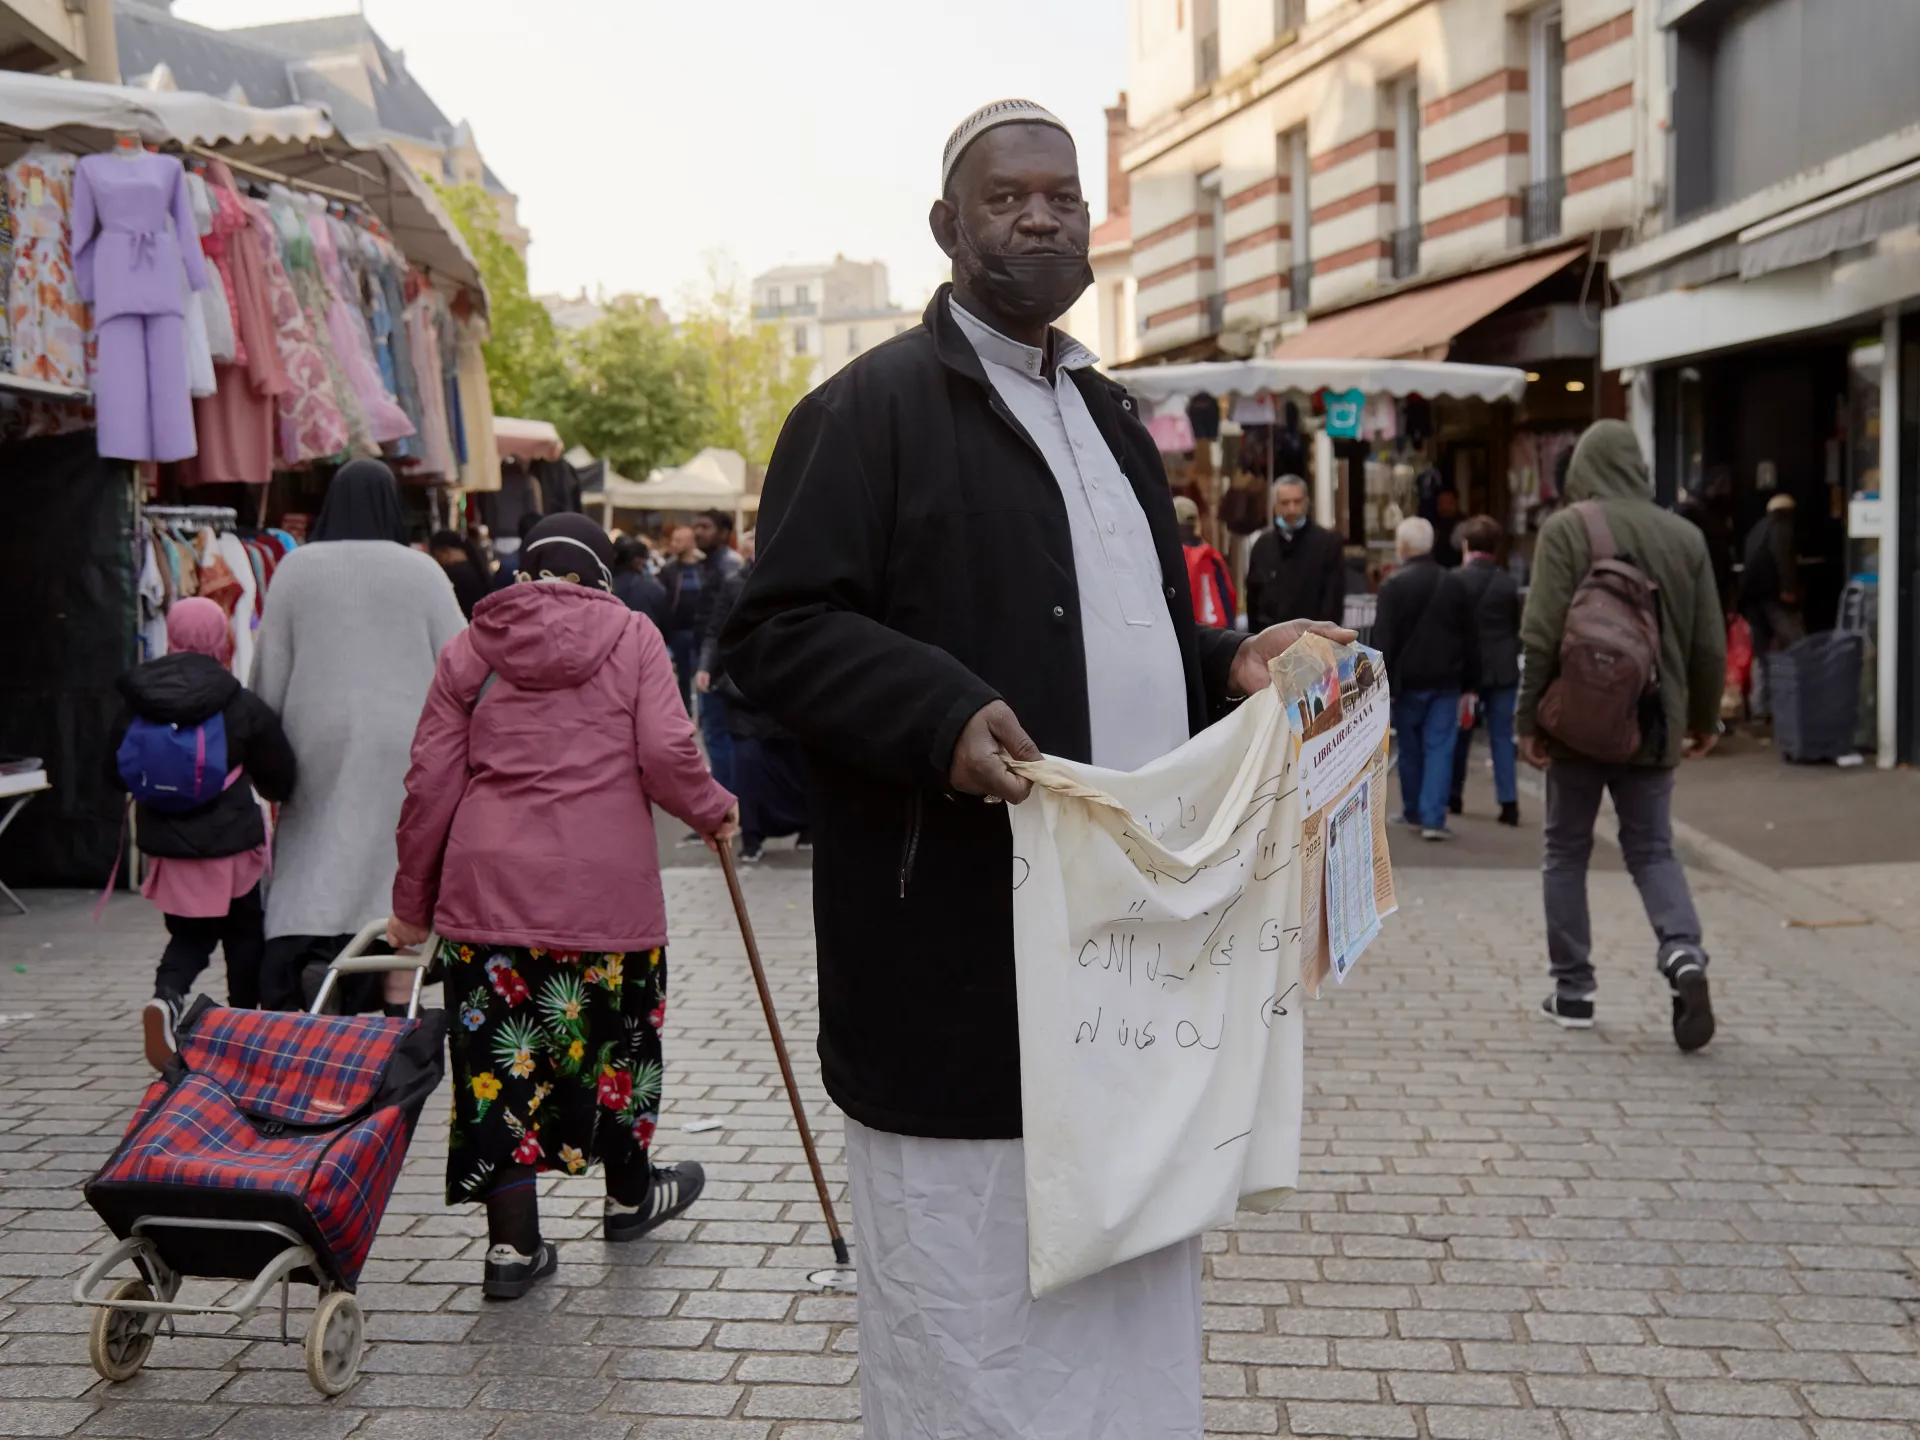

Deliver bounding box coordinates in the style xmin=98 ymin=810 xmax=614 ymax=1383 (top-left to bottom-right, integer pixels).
xmin=1521 ymin=177 xmax=1565 ymax=244
xmin=1390 ymin=223 xmax=1421 ymax=280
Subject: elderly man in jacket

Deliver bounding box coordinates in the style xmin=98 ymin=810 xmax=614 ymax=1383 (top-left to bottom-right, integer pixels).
xmin=1373 ymin=516 xmax=1476 ymax=841
xmin=724 ymin=100 xmax=1348 ymax=1440
xmin=1519 ymin=421 xmax=1726 ymax=1051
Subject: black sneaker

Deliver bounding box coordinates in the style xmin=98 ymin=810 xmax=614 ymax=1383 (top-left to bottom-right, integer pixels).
xmin=604 ymin=1161 xmax=706 ymax=1243
xmin=482 ymin=1240 xmax=557 ymax=1300
xmin=141 ymin=993 xmax=185 ymax=1071
xmin=739 ymin=843 xmax=764 ymax=864
xmin=1448 ymin=796 xmax=1464 ymax=816
xmin=1498 ymin=802 xmax=1520 ymax=827
xmin=794 ymin=832 xmax=813 ymax=851
xmin=1662 ymin=947 xmax=1715 ymax=1053
xmin=1540 ymin=993 xmax=1595 ymax=1029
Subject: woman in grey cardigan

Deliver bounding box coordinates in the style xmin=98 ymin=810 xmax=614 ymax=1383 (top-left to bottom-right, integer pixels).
xmin=251 ymin=460 xmax=467 ymax=1008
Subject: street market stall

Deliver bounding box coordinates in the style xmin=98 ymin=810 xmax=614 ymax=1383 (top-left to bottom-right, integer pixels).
xmin=0 ymin=72 xmax=492 ymax=887
xmin=1115 ymin=355 xmax=1530 ymax=614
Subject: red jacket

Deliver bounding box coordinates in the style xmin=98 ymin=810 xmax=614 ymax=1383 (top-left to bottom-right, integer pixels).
xmin=392 ymin=583 xmax=734 ymax=951
xmin=1182 ymin=540 xmax=1237 ymax=628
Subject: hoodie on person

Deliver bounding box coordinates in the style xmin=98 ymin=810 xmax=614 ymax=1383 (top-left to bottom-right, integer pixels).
xmin=107 ymin=653 xmax=298 ymax=860
xmin=1517 ymin=421 xmax=1726 ymax=767
xmin=391 ymin=581 xmax=735 ymax=952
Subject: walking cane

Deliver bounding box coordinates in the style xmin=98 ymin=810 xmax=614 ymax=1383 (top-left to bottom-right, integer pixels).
xmin=716 ymin=840 xmax=856 ymax=1288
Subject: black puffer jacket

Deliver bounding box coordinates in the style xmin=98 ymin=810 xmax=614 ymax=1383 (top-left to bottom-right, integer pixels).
xmin=107 ymin=653 xmax=298 ymax=860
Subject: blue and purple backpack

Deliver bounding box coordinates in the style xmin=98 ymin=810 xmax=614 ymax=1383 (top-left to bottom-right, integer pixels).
xmin=116 ymin=713 xmax=230 ymax=812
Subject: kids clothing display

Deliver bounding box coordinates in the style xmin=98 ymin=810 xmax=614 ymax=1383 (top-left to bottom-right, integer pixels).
xmin=72 ymin=151 xmax=209 ymax=462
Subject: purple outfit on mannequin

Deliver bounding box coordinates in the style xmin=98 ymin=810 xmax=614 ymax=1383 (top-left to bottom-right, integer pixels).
xmin=73 ymin=151 xmax=209 ymax=462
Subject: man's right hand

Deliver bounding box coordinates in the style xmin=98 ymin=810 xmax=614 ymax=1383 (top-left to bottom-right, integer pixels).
xmin=949 ymin=700 xmax=1041 ymax=804
xmin=1520 ymin=733 xmax=1551 ymax=770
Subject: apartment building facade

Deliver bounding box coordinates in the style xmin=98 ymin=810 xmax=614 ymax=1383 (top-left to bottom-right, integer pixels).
xmin=751 ymin=256 xmax=921 ymax=388
xmin=1121 ymin=0 xmax=1636 ymax=360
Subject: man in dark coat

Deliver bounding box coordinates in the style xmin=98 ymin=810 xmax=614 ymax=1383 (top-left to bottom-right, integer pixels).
xmin=723 ymin=100 xmax=1348 ymax=1438
xmin=1373 ymin=515 xmax=1476 ymax=839
xmin=1244 ymin=474 xmax=1346 ymax=628
xmin=1447 ymin=514 xmax=1523 ymax=825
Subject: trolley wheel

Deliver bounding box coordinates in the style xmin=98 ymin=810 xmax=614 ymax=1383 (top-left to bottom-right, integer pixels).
xmin=305 ymin=1290 xmax=365 ymax=1396
xmin=88 ymin=1278 xmax=155 ymax=1383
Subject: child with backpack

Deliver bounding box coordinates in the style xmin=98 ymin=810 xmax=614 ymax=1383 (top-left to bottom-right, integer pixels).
xmin=109 ymin=597 xmax=298 ymax=1068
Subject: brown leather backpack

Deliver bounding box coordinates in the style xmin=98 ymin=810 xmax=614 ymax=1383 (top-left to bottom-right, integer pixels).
xmin=1537 ymin=502 xmax=1662 ymax=764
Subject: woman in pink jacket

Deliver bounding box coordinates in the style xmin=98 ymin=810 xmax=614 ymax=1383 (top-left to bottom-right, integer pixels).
xmin=389 ymin=514 xmax=737 ymax=1300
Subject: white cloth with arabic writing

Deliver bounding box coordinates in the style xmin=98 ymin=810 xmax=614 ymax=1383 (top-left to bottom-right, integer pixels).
xmin=1008 ymin=681 xmax=1305 ymax=1297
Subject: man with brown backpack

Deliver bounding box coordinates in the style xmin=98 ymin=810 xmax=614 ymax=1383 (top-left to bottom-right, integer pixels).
xmin=1518 ymin=421 xmax=1727 ymax=1051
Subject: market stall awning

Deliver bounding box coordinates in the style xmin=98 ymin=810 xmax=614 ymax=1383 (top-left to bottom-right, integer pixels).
xmin=0 ymin=69 xmax=329 ymax=147
xmin=608 ymin=448 xmax=755 ymax=512
xmin=0 ymin=72 xmax=487 ymax=307
xmin=1117 ymin=356 xmax=1529 ymax=407
xmin=493 ymin=417 xmax=564 ymax=463
xmin=1269 ymin=247 xmax=1584 ymax=363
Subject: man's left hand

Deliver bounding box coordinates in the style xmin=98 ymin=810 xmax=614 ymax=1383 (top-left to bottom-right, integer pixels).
xmin=1229 ymin=620 xmax=1358 ymax=697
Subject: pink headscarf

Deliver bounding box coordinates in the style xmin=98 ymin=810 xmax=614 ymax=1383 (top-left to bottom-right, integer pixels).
xmin=166 ymin=596 xmax=233 ymax=666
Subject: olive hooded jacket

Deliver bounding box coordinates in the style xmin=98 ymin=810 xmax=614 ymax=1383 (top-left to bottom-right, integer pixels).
xmin=1518 ymin=421 xmax=1726 ymax=767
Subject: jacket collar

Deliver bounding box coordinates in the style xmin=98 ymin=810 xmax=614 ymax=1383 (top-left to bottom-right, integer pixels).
xmin=925 ymin=282 xmax=1102 ymax=389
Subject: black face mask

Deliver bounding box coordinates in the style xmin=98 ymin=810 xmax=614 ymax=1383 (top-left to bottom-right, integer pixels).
xmin=958 ymin=222 xmax=1094 ymax=325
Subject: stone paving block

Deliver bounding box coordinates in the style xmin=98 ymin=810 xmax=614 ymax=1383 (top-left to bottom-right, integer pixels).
xmin=1284 ymin=1400 xmax=1421 ymax=1437
xmin=1525 ymin=1377 xmax=1661 ymax=1411
xmin=340 ymin=1415 xmax=499 ymax=1440
xmin=212 ymin=1409 xmax=366 ymax=1440
xmin=76 ymin=1402 xmax=234 ymax=1437
xmin=1424 ymin=1407 xmax=1565 ymax=1440
xmin=0 ymin=1403 xmax=95 ymax=1438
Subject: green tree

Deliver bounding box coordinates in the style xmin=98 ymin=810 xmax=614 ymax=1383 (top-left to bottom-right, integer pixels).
xmin=433 ymin=182 xmax=564 ymax=418
xmin=550 ymin=298 xmax=713 ymax=480
xmin=679 ymin=261 xmax=812 ymax=468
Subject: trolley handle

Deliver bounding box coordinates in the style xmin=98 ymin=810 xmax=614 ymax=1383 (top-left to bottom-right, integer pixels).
xmin=310 ymin=919 xmax=439 ymax=1018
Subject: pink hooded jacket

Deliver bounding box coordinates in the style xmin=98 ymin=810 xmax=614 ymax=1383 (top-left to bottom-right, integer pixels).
xmin=392 ymin=582 xmax=734 ymax=952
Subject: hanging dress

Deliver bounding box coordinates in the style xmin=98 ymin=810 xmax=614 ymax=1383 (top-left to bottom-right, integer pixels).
xmin=249 ymin=198 xmax=350 ymax=466
xmin=304 ymin=199 xmax=413 ymax=445
xmin=182 ymin=162 xmax=290 ymax=486
xmin=269 ymin=189 xmax=372 ymax=455
xmin=186 ymin=171 xmax=237 ymax=365
xmin=5 ymin=147 xmax=90 ymax=390
xmin=404 ymin=279 xmax=456 ymax=480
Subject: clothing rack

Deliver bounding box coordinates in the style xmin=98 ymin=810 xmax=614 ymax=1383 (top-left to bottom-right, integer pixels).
xmin=180 ymin=143 xmax=366 ymax=206
xmin=142 ymin=503 xmax=238 ymax=534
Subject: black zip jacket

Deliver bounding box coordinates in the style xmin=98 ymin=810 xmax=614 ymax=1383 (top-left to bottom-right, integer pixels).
xmin=1373 ymin=554 xmax=1479 ymax=696
xmin=1453 ymin=557 xmax=1521 ymax=690
xmin=1245 ymin=519 xmax=1346 ymax=629
xmin=107 ymin=653 xmax=297 ymax=861
xmin=722 ymin=286 xmax=1244 ymax=1140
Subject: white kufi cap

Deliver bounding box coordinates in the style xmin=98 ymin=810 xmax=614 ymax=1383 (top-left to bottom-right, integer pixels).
xmin=941 ymin=99 xmax=1072 ymax=191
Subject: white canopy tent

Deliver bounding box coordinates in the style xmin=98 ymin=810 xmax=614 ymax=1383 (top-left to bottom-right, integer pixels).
xmin=0 ymin=71 xmax=486 ymax=305
xmin=1115 ymin=357 xmax=1528 ymax=407
xmin=596 ymin=447 xmax=756 ymax=531
xmin=1114 ymin=355 xmax=1529 ymax=537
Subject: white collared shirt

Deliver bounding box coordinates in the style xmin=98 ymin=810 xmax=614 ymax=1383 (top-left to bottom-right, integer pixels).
xmin=951 ymin=299 xmax=1190 ymax=772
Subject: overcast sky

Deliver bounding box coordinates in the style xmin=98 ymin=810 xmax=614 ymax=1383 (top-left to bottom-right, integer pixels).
xmin=174 ymin=0 xmax=1128 ymax=313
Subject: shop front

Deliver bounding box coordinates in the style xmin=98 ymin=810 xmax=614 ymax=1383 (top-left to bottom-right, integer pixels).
xmin=0 ymin=73 xmax=493 ymax=886
xmin=1607 ymin=218 xmax=1920 ymax=768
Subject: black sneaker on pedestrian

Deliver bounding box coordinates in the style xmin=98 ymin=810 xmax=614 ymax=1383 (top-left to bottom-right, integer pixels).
xmin=1539 ymin=993 xmax=1595 ymax=1029
xmin=739 ymin=843 xmax=764 ymax=864
xmin=1448 ymin=796 xmax=1464 ymax=816
xmin=1662 ymin=946 xmax=1715 ymax=1053
xmin=141 ymin=993 xmax=185 ymax=1072
xmin=678 ymin=830 xmax=703 ymax=846
xmin=794 ymin=831 xmax=814 ymax=851
xmin=1498 ymin=801 xmax=1520 ymax=827
xmin=482 ymin=1240 xmax=558 ymax=1300
xmin=1420 ymin=827 xmax=1452 ymax=843
xmin=604 ymin=1161 xmax=706 ymax=1244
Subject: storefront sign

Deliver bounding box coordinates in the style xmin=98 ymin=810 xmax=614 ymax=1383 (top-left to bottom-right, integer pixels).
xmin=1848 ymin=494 xmax=1886 ymax=539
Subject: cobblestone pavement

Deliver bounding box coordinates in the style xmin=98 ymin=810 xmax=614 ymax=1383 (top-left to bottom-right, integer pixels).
xmin=2 ymin=849 xmax=1917 ymax=1439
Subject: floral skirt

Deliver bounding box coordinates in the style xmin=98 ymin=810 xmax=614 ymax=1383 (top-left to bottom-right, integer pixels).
xmin=442 ymin=941 xmax=665 ymax=1205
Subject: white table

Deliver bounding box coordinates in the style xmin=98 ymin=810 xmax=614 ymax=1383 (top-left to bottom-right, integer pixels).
xmin=0 ymin=771 xmax=50 ymax=915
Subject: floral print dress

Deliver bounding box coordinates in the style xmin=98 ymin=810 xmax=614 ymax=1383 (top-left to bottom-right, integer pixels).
xmin=443 ymin=941 xmax=667 ymax=1205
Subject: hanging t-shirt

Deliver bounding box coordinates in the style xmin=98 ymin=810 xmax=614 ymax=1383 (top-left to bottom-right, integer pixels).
xmin=1323 ymin=388 xmax=1364 ymax=439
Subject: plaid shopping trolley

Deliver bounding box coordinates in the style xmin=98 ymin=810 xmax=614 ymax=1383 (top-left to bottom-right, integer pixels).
xmin=76 ymin=922 xmax=445 ymax=1395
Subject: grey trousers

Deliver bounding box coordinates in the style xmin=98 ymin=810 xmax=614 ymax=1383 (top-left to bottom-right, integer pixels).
xmin=1544 ymin=760 xmax=1704 ymax=998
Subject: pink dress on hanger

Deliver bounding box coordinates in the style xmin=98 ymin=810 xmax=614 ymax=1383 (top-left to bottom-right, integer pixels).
xmin=249 ymin=199 xmax=350 ymax=465
xmin=181 ymin=161 xmax=289 ymax=485
xmin=305 ymin=198 xmax=413 ymax=445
